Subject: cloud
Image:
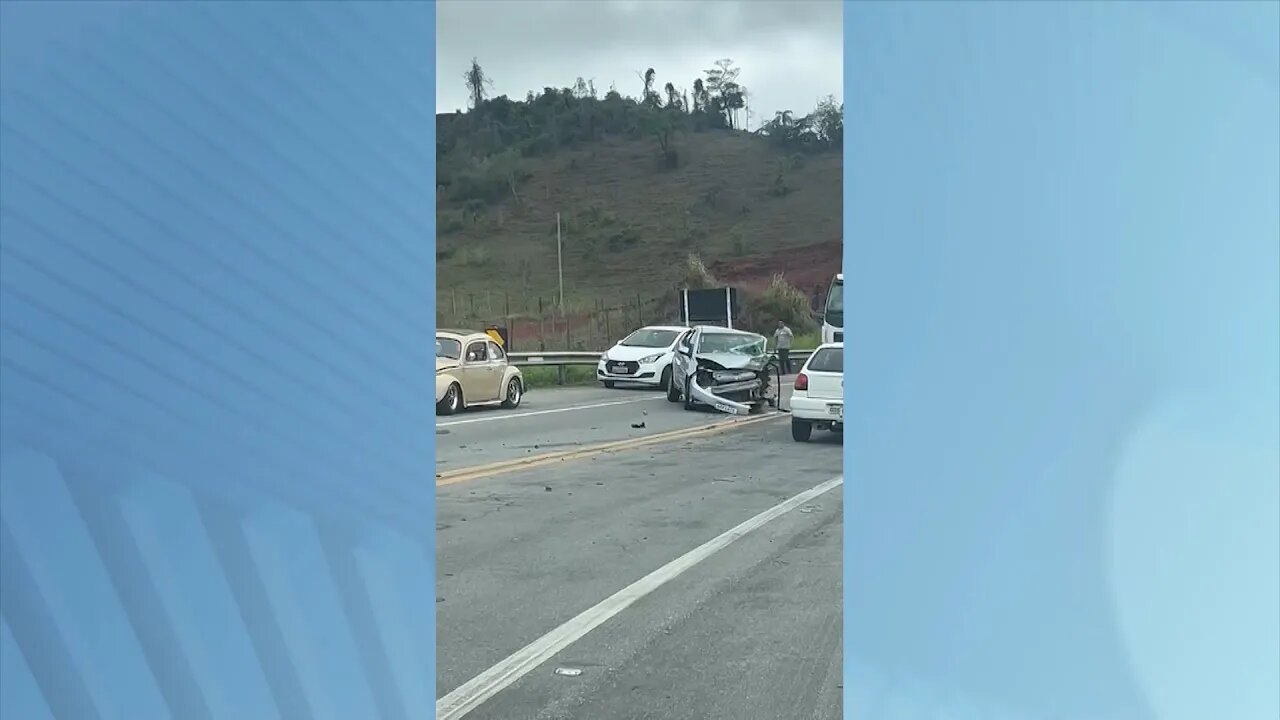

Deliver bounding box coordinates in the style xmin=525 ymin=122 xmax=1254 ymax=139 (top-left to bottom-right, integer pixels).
xmin=436 ymin=0 xmax=841 ymax=124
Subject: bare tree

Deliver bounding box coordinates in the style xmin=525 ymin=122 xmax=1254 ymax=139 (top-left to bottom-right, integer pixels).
xmin=664 ymin=82 xmax=683 ymax=111
xmin=637 ymin=67 xmax=659 ymax=106
xmin=464 ymin=58 xmax=492 ymax=110
xmin=692 ymin=78 xmax=707 ymax=113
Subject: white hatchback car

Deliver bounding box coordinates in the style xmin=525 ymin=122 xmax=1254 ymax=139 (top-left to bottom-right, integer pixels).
xmin=597 ymin=325 xmax=688 ymax=391
xmin=789 ymin=342 xmax=843 ymax=441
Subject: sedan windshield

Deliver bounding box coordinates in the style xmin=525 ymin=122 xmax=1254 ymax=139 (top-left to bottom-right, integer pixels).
xmin=698 ymin=332 xmax=765 ymax=355
xmin=620 ymin=328 xmax=680 ymax=348
xmin=436 ymin=337 xmax=462 ymax=360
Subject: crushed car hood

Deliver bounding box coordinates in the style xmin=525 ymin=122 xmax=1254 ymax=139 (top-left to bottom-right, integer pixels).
xmin=693 ymin=351 xmax=767 ymax=371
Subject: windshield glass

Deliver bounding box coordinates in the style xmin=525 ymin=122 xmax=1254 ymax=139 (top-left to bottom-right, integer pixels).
xmin=825 ymin=279 xmax=843 ymax=314
xmin=620 ymin=328 xmax=680 ymax=348
xmin=824 ymin=278 xmax=844 ymax=328
xmin=697 ymin=332 xmax=765 ymax=355
xmin=436 ymin=337 xmax=462 ymax=360
xmin=807 ymin=346 xmax=844 ymax=373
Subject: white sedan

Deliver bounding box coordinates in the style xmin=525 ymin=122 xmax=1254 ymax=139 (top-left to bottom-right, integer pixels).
xmin=597 ymin=325 xmax=688 ymax=391
xmin=789 ymin=342 xmax=843 ymax=442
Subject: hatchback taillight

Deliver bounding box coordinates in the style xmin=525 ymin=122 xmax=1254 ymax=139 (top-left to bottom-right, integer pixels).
xmin=794 ymin=372 xmax=809 ymax=391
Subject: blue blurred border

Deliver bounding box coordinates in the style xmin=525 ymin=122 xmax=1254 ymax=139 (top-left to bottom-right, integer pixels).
xmin=843 ymin=2 xmax=1279 ymax=718
xmin=0 ymin=3 xmax=436 ymax=719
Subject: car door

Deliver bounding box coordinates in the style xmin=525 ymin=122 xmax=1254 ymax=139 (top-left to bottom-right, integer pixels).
xmin=672 ymin=328 xmax=697 ymax=388
xmin=461 ymin=340 xmax=498 ymax=402
xmin=487 ymin=341 xmax=509 ymax=399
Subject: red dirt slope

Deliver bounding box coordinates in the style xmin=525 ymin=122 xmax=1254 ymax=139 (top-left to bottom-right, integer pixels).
xmin=711 ymin=238 xmax=842 ymax=296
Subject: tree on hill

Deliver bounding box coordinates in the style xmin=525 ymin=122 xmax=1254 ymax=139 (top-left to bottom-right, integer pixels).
xmin=703 ymin=58 xmax=745 ymax=129
xmin=756 ymin=95 xmax=844 ymax=152
xmin=438 ymin=57 xmax=840 ymax=201
xmin=464 ymin=58 xmax=491 ymax=110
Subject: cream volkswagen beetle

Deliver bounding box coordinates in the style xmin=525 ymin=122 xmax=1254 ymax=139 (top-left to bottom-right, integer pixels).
xmin=435 ymin=329 xmax=524 ymax=415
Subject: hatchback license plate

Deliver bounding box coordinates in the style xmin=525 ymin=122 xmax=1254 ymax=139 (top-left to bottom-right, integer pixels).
xmin=828 ymin=404 xmax=842 ymax=417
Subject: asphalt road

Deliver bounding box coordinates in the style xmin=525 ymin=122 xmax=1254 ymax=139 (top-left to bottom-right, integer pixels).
xmin=436 ymin=381 xmax=843 ymax=720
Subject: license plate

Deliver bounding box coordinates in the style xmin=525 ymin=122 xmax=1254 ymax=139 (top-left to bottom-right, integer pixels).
xmin=610 ymin=364 xmax=627 ymax=372
xmin=828 ymin=404 xmax=842 ymax=417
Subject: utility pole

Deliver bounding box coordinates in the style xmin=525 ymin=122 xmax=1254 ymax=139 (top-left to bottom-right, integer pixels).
xmin=556 ymin=212 xmax=565 ymax=313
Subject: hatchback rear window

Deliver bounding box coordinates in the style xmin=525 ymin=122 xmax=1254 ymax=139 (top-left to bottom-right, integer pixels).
xmin=806 ymin=347 xmax=843 ymax=373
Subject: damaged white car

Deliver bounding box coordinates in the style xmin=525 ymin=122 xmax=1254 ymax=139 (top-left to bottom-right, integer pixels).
xmin=666 ymin=326 xmax=781 ymax=415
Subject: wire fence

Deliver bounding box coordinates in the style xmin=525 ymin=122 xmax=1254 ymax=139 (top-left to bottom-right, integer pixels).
xmin=436 ymin=290 xmax=678 ymax=352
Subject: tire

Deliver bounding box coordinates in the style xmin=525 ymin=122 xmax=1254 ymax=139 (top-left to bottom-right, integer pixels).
xmin=437 ymin=383 xmax=462 ymax=416
xmin=603 ymin=380 xmax=616 ymax=389
xmin=501 ymin=377 xmax=523 ymax=409
xmin=666 ymin=374 xmax=682 ymax=403
xmin=659 ymin=366 xmax=673 ymax=393
xmin=791 ymin=418 xmax=813 ymax=442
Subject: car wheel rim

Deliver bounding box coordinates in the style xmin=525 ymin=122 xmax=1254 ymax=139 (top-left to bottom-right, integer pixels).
xmin=508 ymin=380 xmax=520 ymax=404
xmin=448 ymin=386 xmax=458 ymax=409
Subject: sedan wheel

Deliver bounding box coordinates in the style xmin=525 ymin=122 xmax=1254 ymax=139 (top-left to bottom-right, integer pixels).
xmin=437 ymin=383 xmax=462 ymax=415
xmin=501 ymin=377 xmax=523 ymax=409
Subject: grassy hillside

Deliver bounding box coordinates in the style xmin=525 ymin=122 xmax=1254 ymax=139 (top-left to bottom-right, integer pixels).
xmin=436 ymin=70 xmax=842 ymax=346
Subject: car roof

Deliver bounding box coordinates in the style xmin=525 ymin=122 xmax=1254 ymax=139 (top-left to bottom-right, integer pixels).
xmin=814 ymin=342 xmax=844 ymax=350
xmin=437 ymin=329 xmax=489 ymax=341
xmin=625 ymin=325 xmax=688 ymax=333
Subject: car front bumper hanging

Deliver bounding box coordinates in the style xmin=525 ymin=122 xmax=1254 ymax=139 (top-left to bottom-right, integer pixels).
xmin=688 ymin=367 xmax=778 ymax=416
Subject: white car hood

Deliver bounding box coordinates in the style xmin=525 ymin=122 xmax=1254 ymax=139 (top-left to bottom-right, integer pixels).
xmin=604 ymin=344 xmax=672 ymax=362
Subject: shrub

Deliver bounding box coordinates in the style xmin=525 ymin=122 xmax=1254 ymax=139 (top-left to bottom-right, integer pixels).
xmin=439 ymin=210 xmax=467 ymax=235
xmin=679 ymin=253 xmax=719 ymax=289
xmin=745 ymin=273 xmax=816 ymax=333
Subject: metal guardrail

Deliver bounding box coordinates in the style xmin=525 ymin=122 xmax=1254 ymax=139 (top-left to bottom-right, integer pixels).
xmin=508 ymin=351 xmax=603 ymax=367
xmin=508 ymin=349 xmax=817 ymax=368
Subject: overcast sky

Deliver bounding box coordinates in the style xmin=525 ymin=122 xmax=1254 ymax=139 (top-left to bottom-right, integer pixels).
xmin=436 ymin=0 xmax=842 ymax=129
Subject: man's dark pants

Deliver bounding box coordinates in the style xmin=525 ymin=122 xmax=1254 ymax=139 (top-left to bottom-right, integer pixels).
xmin=778 ymin=348 xmax=791 ymax=374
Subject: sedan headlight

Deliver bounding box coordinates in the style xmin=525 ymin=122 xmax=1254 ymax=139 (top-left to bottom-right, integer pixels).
xmin=638 ymin=353 xmax=662 ymax=364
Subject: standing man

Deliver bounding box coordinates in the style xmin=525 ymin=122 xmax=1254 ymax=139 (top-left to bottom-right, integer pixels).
xmin=774 ymin=319 xmax=794 ymax=374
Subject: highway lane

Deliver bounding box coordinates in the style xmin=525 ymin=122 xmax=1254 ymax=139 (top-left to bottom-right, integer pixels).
xmin=436 ymin=384 xmax=841 ymax=719
xmin=436 ymin=380 xmax=795 ymax=472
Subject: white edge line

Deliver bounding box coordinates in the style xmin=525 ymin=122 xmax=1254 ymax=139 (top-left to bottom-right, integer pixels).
xmin=436 ymin=395 xmax=662 ymax=427
xmin=437 ymin=381 xmax=795 ymax=428
xmin=435 ymin=473 xmax=843 ymax=720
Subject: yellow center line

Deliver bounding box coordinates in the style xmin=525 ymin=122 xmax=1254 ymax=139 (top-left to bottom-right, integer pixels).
xmin=436 ymin=412 xmax=787 ymax=486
